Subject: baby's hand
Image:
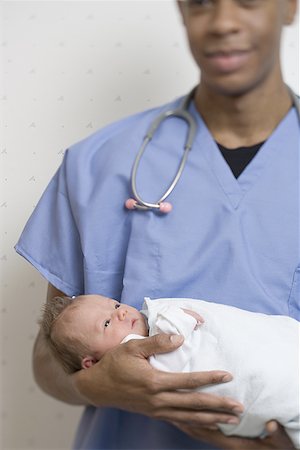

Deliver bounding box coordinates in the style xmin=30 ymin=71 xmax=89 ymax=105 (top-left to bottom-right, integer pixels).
xmin=181 ymin=309 xmax=205 ymax=329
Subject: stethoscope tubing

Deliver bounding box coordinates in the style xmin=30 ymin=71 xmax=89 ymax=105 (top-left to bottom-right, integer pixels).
xmin=131 ymin=106 xmax=197 ymax=210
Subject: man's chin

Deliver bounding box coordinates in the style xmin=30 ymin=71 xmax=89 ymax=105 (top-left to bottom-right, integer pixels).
xmin=201 ymin=75 xmax=265 ymax=98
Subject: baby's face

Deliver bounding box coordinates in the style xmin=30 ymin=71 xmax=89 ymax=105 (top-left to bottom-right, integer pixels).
xmin=66 ymin=295 xmax=148 ymax=360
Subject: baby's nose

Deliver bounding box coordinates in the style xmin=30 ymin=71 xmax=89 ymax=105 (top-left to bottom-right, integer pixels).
xmin=115 ymin=308 xmax=127 ymax=321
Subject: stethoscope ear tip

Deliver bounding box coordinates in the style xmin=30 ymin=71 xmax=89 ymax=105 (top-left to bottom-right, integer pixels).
xmin=125 ymin=198 xmax=172 ymax=213
xmin=125 ymin=198 xmax=137 ymax=210
xmin=159 ymin=202 xmax=172 ymax=213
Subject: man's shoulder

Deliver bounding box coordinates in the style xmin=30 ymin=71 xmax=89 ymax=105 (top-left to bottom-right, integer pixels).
xmin=67 ymin=95 xmax=184 ymax=158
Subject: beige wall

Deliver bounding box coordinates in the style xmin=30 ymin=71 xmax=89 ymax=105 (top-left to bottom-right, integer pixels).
xmin=1 ymin=1 xmax=299 ymax=449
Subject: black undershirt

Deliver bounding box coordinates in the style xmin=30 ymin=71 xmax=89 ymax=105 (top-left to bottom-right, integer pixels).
xmin=217 ymin=141 xmax=265 ymax=178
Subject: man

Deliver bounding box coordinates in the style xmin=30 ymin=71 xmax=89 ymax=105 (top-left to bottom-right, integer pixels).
xmin=16 ymin=0 xmax=299 ymax=449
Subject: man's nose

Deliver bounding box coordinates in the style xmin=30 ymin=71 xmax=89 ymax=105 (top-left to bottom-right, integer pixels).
xmin=209 ymin=0 xmax=241 ymax=36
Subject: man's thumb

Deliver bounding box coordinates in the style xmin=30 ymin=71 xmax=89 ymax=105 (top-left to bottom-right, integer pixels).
xmin=137 ymin=333 xmax=184 ymax=358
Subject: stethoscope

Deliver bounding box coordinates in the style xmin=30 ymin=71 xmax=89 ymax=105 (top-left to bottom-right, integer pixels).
xmin=125 ymin=86 xmax=300 ymax=214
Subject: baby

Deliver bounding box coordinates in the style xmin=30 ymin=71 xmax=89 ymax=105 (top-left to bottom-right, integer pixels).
xmin=40 ymin=294 xmax=300 ymax=446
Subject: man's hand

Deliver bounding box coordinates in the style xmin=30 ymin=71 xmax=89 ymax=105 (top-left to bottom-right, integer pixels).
xmin=73 ymin=333 xmax=244 ymax=426
xmin=171 ymin=420 xmax=296 ymax=450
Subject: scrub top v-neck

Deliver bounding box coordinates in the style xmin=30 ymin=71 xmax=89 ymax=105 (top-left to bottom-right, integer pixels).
xmin=217 ymin=141 xmax=264 ymax=179
xmin=15 ymin=94 xmax=300 ymax=450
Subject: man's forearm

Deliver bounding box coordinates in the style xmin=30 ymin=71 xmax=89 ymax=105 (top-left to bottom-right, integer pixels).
xmin=33 ymin=329 xmax=88 ymax=405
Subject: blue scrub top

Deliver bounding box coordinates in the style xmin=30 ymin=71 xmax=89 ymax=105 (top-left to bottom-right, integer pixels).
xmin=15 ymin=94 xmax=300 ymax=450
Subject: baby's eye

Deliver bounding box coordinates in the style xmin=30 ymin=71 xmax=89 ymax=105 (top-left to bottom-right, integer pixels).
xmin=104 ymin=319 xmax=110 ymax=327
xmin=114 ymin=303 xmax=120 ymax=309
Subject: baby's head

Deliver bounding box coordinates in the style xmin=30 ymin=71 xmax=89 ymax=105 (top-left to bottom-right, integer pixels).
xmin=40 ymin=294 xmax=148 ymax=373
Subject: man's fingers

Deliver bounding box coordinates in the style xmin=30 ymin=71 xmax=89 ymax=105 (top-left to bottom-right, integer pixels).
xmin=265 ymin=420 xmax=278 ymax=434
xmin=127 ymin=335 xmax=233 ymax=389
xmin=263 ymin=421 xmax=295 ymax=449
xmin=129 ymin=333 xmax=184 ymax=358
xmin=154 ymin=408 xmax=240 ymax=426
xmin=157 ymin=390 xmax=244 ymax=414
xmin=171 ymin=422 xmax=271 ymax=450
xmin=170 ymin=422 xmax=242 ymax=450
xmin=156 ymin=368 xmax=234 ymax=391
xmin=172 ymin=420 xmax=297 ymax=450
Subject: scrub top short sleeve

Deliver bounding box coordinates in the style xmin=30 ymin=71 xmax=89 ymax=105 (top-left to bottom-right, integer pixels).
xmin=15 ymin=150 xmax=84 ymax=296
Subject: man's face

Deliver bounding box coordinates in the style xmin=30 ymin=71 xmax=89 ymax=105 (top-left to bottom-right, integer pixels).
xmin=62 ymin=295 xmax=148 ymax=360
xmin=178 ymin=0 xmax=297 ymax=96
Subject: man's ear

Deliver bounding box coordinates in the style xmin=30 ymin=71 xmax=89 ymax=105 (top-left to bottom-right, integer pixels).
xmin=284 ymin=0 xmax=298 ymax=25
xmin=176 ymin=0 xmax=187 ymax=26
xmin=81 ymin=356 xmax=98 ymax=369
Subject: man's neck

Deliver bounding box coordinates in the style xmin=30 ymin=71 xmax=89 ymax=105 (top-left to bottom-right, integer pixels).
xmin=194 ymin=78 xmax=293 ymax=148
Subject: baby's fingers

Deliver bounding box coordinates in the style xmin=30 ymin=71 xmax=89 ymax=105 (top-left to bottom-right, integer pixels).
xmin=181 ymin=308 xmax=205 ymax=325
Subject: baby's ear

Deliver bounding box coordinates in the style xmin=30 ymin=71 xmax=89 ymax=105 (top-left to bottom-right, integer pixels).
xmin=81 ymin=356 xmax=98 ymax=369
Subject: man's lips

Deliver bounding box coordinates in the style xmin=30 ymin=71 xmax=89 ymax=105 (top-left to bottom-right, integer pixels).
xmin=204 ymin=50 xmax=252 ymax=73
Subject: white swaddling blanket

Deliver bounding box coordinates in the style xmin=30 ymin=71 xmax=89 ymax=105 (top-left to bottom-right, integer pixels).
xmin=122 ymin=297 xmax=300 ymax=446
